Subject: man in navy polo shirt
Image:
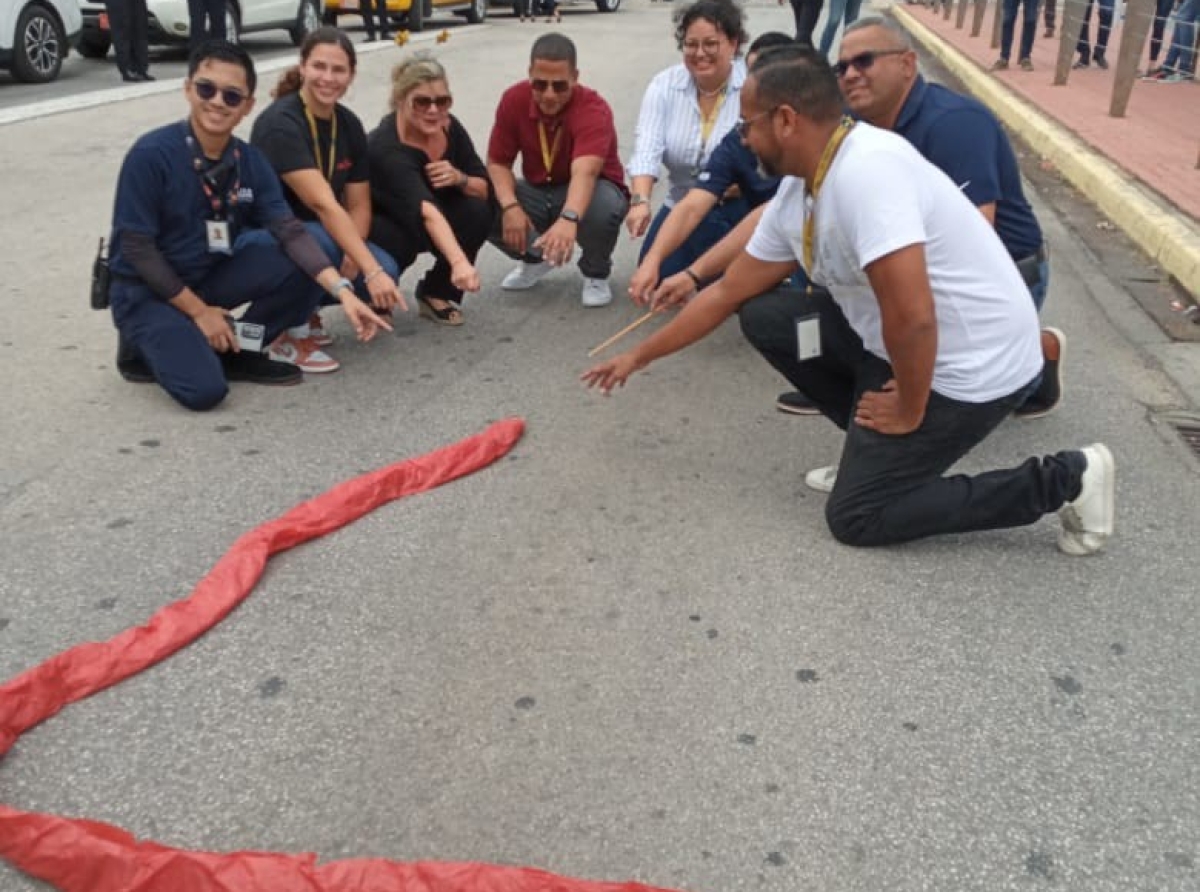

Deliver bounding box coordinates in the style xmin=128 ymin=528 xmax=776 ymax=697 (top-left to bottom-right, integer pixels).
xmin=627 ymin=31 xmax=795 ymax=306
xmin=107 ymin=40 xmax=390 ymax=411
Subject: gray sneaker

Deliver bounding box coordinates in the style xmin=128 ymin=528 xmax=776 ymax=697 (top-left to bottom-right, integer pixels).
xmin=1057 ymin=443 xmax=1115 ymax=556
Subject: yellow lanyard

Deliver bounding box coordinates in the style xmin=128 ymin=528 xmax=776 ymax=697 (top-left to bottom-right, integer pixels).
xmin=697 ymin=86 xmax=727 ymax=150
xmin=538 ymin=120 xmax=563 ymax=183
xmin=802 ymin=117 xmax=855 ymax=276
xmin=302 ymin=98 xmax=338 ymax=182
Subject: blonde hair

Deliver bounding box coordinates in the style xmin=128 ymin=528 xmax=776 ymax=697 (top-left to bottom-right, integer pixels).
xmin=389 ymin=53 xmax=448 ymax=110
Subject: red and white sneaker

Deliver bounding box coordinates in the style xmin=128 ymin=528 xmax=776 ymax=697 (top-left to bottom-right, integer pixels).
xmin=309 ymin=312 xmax=334 ymax=347
xmin=267 ymin=333 xmax=340 ymax=374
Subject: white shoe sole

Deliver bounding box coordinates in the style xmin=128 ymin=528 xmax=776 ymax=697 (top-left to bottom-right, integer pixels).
xmin=1057 ymin=443 xmax=1114 ymax=556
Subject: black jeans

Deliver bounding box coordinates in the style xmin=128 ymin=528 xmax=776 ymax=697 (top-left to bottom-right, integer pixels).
xmin=371 ymin=192 xmax=494 ymax=305
xmin=738 ymin=287 xmax=1086 ymax=547
xmin=362 ymin=0 xmax=390 ymax=39
xmin=104 ymin=0 xmax=149 ymax=76
xmin=187 ymin=0 xmax=226 ymax=50
xmin=787 ymin=0 xmax=825 ymax=46
xmin=1076 ymin=0 xmax=1115 ymax=62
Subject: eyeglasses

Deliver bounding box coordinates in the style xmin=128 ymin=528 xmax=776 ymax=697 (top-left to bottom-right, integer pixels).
xmin=682 ymin=38 xmax=724 ymax=56
xmin=736 ymin=106 xmax=778 ymax=138
xmin=530 ymin=78 xmax=571 ymax=94
xmin=833 ymin=49 xmax=908 ymax=79
xmin=411 ymin=94 xmax=453 ymax=111
xmin=192 ymin=78 xmax=248 ymax=108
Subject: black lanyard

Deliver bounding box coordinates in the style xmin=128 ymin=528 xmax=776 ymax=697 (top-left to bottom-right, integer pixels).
xmin=185 ymin=124 xmax=241 ymax=221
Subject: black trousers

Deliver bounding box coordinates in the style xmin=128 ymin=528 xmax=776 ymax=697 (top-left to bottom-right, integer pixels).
xmin=370 ymin=193 xmax=494 ymax=305
xmin=787 ymin=0 xmax=825 ymax=46
xmin=104 ymin=0 xmax=148 ymax=76
xmin=362 ymin=0 xmax=390 ymax=39
xmin=187 ymin=0 xmax=226 ymax=50
xmin=738 ymin=287 xmax=1085 ymax=547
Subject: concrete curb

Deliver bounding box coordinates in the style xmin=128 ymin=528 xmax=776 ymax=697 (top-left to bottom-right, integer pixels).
xmin=892 ymin=4 xmax=1200 ymax=301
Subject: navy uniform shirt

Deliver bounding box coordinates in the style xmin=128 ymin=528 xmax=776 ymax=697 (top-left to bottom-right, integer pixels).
xmin=109 ymin=121 xmax=293 ymax=286
xmin=893 ymin=76 xmax=1042 ymax=260
xmin=692 ymin=127 xmax=780 ymax=209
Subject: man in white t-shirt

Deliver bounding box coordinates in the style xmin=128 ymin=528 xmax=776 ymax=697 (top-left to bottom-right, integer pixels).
xmin=582 ymin=48 xmax=1115 ymax=554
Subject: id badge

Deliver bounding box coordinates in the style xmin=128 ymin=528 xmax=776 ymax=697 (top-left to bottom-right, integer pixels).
xmin=206 ymin=219 xmax=231 ymax=254
xmin=796 ymin=315 xmax=821 ymax=361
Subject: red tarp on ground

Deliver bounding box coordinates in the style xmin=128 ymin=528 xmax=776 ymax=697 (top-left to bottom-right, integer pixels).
xmin=0 ymin=419 xmax=682 ymax=892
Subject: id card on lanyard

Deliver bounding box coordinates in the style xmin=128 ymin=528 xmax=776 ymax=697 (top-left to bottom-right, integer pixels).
xmin=186 ymin=125 xmax=241 ymax=255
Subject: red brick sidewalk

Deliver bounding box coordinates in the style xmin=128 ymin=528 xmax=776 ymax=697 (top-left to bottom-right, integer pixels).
xmin=903 ymin=3 xmax=1200 ymax=222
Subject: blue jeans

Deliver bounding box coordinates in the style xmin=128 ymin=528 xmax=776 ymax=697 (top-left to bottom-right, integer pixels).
xmin=1001 ymin=0 xmax=1040 ymax=61
xmin=737 ymin=287 xmax=1083 ymax=547
xmin=818 ymin=0 xmax=863 ymax=56
xmin=637 ymin=197 xmax=752 ymax=282
xmin=1163 ymin=0 xmax=1200 ymax=74
xmin=110 ymin=235 xmax=320 ymax=410
xmin=1076 ymin=0 xmax=1115 ymax=61
xmin=296 ymin=221 xmax=399 ymax=307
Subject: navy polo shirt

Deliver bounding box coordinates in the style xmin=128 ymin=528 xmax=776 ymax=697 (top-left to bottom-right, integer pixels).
xmin=692 ymin=127 xmax=780 ymax=209
xmin=893 ymin=76 xmax=1042 ymax=260
xmin=109 ymin=121 xmax=293 ymax=286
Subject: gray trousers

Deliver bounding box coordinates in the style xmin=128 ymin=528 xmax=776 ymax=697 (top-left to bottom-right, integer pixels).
xmin=489 ymin=178 xmax=628 ymax=280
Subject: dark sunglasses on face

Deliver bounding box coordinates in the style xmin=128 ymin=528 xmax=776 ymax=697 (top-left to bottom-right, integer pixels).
xmin=833 ymin=49 xmax=908 ymax=78
xmin=192 ymin=78 xmax=248 ymax=108
xmin=412 ymin=94 xmax=453 ymax=111
xmin=530 ymin=78 xmax=571 ymax=94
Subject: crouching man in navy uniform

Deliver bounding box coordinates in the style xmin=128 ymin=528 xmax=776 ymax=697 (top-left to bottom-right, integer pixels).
xmin=107 ymin=40 xmax=391 ymax=411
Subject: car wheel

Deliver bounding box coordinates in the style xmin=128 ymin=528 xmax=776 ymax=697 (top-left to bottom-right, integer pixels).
xmin=12 ymin=4 xmax=66 ymax=83
xmin=406 ymin=0 xmax=425 ymax=32
xmin=594 ymin=0 xmax=620 ymax=11
xmin=77 ymin=32 xmax=112 ymax=60
xmin=290 ymin=0 xmax=321 ymax=45
xmin=464 ymin=0 xmax=486 ymax=23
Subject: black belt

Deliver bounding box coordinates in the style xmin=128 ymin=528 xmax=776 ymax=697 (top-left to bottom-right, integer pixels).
xmin=1015 ymin=243 xmax=1049 ymax=288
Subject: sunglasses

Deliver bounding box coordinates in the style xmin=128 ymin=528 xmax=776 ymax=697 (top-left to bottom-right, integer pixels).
xmin=411 ymin=94 xmax=453 ymax=111
xmin=192 ymin=78 xmax=248 ymax=108
xmin=530 ymin=78 xmax=571 ymax=94
xmin=833 ymin=49 xmax=908 ymax=78
xmin=735 ymin=106 xmax=778 ymax=138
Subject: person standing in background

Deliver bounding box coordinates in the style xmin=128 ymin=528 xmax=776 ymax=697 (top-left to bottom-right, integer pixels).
xmin=361 ymin=0 xmax=391 ymax=43
xmin=817 ymin=0 xmax=862 ymax=57
xmin=188 ymin=0 xmax=227 ymax=52
xmin=104 ymin=0 xmax=153 ymax=82
xmin=992 ymin=0 xmax=1040 ymax=71
xmin=780 ymin=0 xmax=824 ymax=46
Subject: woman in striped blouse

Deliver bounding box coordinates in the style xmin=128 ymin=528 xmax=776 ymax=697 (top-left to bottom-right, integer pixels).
xmin=625 ymin=0 xmax=749 ymax=287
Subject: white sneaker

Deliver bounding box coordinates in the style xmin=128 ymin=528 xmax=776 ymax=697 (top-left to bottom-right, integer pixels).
xmin=501 ymin=261 xmax=551 ymax=291
xmin=581 ymin=277 xmax=613 ymax=307
xmin=804 ymin=464 xmax=838 ymax=493
xmin=267 ymin=334 xmax=340 ymax=374
xmin=1057 ymin=443 xmax=1115 ymax=556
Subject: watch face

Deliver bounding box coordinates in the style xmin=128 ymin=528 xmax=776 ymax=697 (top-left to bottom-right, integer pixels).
xmin=561 ymin=210 xmax=580 ymax=222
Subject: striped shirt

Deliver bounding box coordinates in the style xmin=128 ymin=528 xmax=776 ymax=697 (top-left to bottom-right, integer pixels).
xmin=627 ymin=60 xmax=747 ymax=207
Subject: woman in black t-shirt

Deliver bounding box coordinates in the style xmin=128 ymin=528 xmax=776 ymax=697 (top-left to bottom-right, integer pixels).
xmin=251 ymin=27 xmax=403 ymax=369
xmin=368 ymin=55 xmax=494 ymax=327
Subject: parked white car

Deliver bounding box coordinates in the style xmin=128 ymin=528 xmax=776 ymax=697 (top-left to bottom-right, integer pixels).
xmin=0 ymin=0 xmax=81 ymax=82
xmin=77 ymin=0 xmax=321 ymax=59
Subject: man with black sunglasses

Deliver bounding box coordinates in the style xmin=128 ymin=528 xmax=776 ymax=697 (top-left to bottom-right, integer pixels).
xmin=104 ymin=40 xmax=391 ymax=411
xmin=486 ymin=33 xmax=629 ymax=308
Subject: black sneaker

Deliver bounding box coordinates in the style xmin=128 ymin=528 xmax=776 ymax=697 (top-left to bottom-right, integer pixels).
xmin=775 ymin=390 xmax=820 ymax=416
xmin=221 ymin=351 xmax=303 ymax=386
xmin=116 ymin=339 xmax=154 ymax=383
xmin=1094 ymin=54 xmax=1109 ymax=70
xmin=1015 ymin=327 xmax=1066 ymax=419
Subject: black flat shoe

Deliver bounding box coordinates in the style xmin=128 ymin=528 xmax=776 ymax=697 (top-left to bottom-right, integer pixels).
xmin=139 ymin=71 xmax=155 ymax=81
xmin=417 ymin=294 xmax=464 ymax=326
xmin=116 ymin=339 xmax=154 ymax=383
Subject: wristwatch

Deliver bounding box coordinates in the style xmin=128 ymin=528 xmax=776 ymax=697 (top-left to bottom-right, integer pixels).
xmin=328 ymin=276 xmax=354 ymax=298
xmin=630 ymin=194 xmax=649 ymax=207
xmin=560 ymin=209 xmax=581 ymax=223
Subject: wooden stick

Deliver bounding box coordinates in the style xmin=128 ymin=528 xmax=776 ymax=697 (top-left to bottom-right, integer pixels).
xmin=587 ymin=311 xmax=655 ymax=357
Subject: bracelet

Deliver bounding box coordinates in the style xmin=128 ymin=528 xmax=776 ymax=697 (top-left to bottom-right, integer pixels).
xmin=459 ymin=172 xmax=469 ymax=189
xmin=684 ymin=268 xmax=702 ymax=287
xmin=501 ymin=201 xmax=522 ymax=215
xmin=364 ymin=266 xmax=386 ymax=284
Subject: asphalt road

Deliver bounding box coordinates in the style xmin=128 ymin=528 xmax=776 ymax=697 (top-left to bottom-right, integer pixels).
xmin=1 ymin=3 xmax=1197 ymax=892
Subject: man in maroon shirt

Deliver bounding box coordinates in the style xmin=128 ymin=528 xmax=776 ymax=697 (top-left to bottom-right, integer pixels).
xmin=487 ymin=33 xmax=630 ymax=308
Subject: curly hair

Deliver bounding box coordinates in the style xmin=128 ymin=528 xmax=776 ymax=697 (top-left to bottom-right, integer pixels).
xmin=673 ymin=0 xmax=749 ymax=53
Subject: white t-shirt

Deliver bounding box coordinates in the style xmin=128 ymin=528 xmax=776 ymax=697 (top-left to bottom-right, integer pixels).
xmin=746 ymin=124 xmax=1041 ymax=403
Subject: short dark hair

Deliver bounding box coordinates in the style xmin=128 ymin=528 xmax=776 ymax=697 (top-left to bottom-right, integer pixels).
xmin=674 ymin=0 xmax=749 ymax=52
xmin=188 ymin=39 xmax=257 ymax=95
xmin=746 ymin=31 xmax=794 ymax=58
xmin=531 ymin=32 xmax=577 ymax=69
xmin=750 ymin=45 xmax=842 ymax=124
